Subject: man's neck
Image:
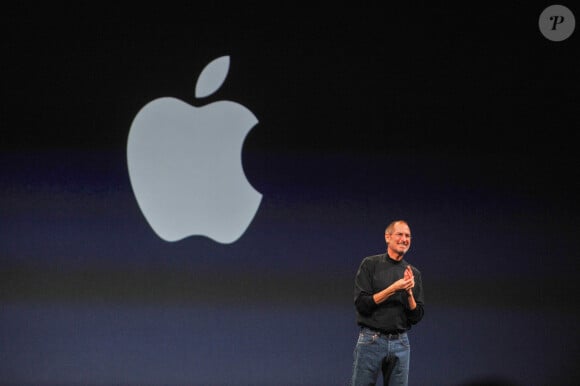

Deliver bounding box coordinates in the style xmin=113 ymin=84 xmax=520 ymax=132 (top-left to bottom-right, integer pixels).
xmin=387 ymin=250 xmax=404 ymax=261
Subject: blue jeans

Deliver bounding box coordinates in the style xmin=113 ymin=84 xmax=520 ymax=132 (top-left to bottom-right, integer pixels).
xmin=351 ymin=327 xmax=410 ymax=386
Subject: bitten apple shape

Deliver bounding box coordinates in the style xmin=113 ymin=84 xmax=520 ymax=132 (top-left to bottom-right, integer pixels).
xmin=127 ymin=56 xmax=262 ymax=243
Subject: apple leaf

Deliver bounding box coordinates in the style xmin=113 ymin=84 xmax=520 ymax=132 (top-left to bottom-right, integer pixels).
xmin=195 ymin=56 xmax=230 ymax=98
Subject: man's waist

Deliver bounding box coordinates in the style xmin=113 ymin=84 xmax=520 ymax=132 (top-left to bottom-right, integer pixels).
xmin=360 ymin=325 xmax=407 ymax=338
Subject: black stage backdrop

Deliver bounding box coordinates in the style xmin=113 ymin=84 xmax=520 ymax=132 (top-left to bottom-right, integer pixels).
xmin=2 ymin=3 xmax=579 ymax=385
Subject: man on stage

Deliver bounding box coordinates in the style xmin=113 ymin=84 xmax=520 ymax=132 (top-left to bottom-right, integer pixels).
xmin=351 ymin=220 xmax=425 ymax=386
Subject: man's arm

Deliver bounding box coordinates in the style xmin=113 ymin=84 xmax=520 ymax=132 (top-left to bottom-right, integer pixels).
xmin=404 ymin=265 xmax=417 ymax=310
xmin=407 ymin=289 xmax=417 ymax=310
xmin=372 ymin=276 xmax=414 ymax=305
xmin=405 ymin=267 xmax=424 ymax=324
xmin=355 ymin=259 xmax=415 ymax=314
xmin=354 ymin=260 xmax=377 ymax=316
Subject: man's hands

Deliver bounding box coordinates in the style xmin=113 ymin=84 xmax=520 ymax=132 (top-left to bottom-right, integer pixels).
xmin=372 ymin=265 xmax=417 ymax=309
xmin=404 ymin=265 xmax=417 ymax=310
xmin=394 ymin=265 xmax=414 ymax=293
xmin=404 ymin=265 xmax=414 ymax=295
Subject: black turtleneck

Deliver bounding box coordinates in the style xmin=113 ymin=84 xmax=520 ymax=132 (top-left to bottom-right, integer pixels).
xmin=354 ymin=252 xmax=424 ymax=333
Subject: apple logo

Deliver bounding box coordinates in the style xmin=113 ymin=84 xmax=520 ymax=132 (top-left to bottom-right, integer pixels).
xmin=127 ymin=56 xmax=262 ymax=243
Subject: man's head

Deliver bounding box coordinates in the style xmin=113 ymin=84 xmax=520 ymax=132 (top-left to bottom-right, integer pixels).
xmin=384 ymin=220 xmax=412 ymax=260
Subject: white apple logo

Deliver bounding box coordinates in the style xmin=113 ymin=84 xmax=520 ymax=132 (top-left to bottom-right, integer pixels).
xmin=127 ymin=56 xmax=262 ymax=243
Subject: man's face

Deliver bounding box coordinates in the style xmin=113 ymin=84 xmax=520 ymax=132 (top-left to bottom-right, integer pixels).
xmin=385 ymin=222 xmax=412 ymax=257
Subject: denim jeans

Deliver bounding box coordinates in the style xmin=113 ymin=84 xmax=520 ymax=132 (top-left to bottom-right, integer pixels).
xmin=351 ymin=327 xmax=410 ymax=386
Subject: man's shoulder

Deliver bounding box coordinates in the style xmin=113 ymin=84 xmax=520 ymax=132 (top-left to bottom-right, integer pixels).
xmin=361 ymin=253 xmax=386 ymax=264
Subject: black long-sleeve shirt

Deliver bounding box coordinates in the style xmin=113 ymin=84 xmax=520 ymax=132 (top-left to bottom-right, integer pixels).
xmin=354 ymin=253 xmax=424 ymax=333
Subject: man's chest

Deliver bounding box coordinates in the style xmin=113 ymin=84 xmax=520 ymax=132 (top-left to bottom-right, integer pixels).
xmin=371 ymin=263 xmax=406 ymax=292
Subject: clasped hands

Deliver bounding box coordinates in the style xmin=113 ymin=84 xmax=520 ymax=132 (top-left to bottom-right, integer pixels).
xmin=395 ymin=265 xmax=415 ymax=296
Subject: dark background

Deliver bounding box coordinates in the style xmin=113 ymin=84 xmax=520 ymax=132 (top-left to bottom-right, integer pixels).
xmin=1 ymin=3 xmax=579 ymax=385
